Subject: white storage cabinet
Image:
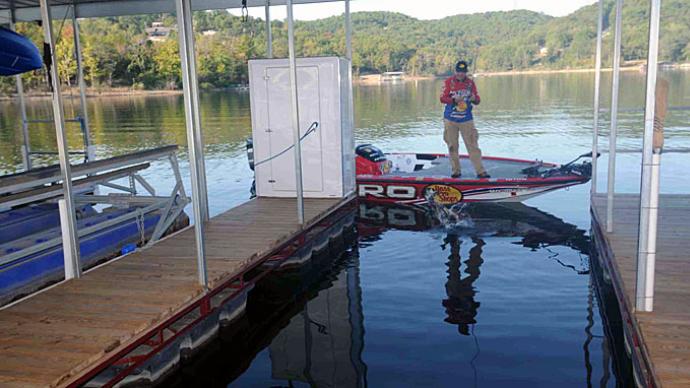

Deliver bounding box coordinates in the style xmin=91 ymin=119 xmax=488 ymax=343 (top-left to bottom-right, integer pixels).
xmin=248 ymin=57 xmax=354 ymax=198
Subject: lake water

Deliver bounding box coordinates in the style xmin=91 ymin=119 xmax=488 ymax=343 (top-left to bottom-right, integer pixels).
xmin=1 ymin=70 xmax=689 ymax=387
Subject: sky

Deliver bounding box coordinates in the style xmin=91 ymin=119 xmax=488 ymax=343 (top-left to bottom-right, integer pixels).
xmin=229 ymin=0 xmax=599 ymax=21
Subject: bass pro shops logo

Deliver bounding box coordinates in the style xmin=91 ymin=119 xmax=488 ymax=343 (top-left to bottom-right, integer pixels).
xmin=424 ymin=184 xmax=463 ymax=205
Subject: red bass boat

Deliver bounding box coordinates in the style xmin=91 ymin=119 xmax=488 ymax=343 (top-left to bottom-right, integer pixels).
xmin=355 ymin=144 xmax=593 ymax=205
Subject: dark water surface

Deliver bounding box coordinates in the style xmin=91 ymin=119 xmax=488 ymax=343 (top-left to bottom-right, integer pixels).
xmin=2 ymin=70 xmax=690 ymax=387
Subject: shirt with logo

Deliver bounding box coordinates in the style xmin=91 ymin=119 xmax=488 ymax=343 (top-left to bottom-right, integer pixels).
xmin=440 ymin=76 xmax=480 ymax=123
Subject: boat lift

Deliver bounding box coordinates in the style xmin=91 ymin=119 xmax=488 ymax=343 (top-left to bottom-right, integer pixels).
xmin=0 ymin=145 xmax=190 ymax=278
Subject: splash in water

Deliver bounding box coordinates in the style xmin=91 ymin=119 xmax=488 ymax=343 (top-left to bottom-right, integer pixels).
xmin=425 ymin=189 xmax=474 ymax=230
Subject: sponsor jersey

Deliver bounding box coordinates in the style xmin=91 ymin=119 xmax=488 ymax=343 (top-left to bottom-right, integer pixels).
xmin=440 ymin=76 xmax=480 ymax=123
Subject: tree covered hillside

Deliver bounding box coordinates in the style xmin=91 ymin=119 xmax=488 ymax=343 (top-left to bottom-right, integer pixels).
xmin=1 ymin=0 xmax=688 ymax=94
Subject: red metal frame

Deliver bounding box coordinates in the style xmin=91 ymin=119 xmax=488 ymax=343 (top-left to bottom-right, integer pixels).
xmin=67 ymin=199 xmax=356 ymax=388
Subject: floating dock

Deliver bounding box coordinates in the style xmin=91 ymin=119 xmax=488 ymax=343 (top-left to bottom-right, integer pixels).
xmin=591 ymin=193 xmax=690 ymax=388
xmin=0 ymin=196 xmax=354 ymax=387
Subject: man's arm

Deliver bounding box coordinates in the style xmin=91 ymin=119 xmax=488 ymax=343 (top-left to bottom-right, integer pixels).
xmin=470 ymin=79 xmax=480 ymax=105
xmin=440 ymin=79 xmax=454 ymax=105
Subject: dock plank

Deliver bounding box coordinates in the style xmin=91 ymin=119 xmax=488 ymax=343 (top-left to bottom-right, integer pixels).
xmin=0 ymin=197 xmax=346 ymax=387
xmin=592 ymin=194 xmax=690 ymax=388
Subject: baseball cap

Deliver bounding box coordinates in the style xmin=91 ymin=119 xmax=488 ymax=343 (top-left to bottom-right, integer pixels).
xmin=455 ymin=60 xmax=469 ymax=73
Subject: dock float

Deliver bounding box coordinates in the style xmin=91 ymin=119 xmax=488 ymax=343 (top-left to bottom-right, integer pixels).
xmin=591 ymin=193 xmax=690 ymax=388
xmin=0 ymin=196 xmax=355 ymax=387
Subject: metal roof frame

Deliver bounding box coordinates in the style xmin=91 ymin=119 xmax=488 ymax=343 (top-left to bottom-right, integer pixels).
xmin=1 ymin=0 xmax=344 ymax=22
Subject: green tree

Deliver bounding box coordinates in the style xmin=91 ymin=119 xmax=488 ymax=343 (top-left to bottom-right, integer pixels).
xmin=153 ymin=37 xmax=181 ymax=89
xmin=56 ymin=24 xmax=77 ymax=88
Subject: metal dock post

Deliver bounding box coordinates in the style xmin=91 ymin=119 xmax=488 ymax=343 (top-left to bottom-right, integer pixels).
xmin=635 ymin=0 xmax=662 ymax=313
xmin=265 ymin=1 xmax=273 ymax=58
xmin=39 ymin=0 xmax=82 ymax=278
xmin=286 ymin=0 xmax=305 ymax=225
xmin=176 ymin=0 xmax=209 ymax=287
xmin=591 ymin=0 xmax=603 ymax=194
xmin=8 ymin=6 xmax=31 ymax=171
xmin=71 ymin=7 xmax=95 ymax=163
xmin=345 ymin=0 xmax=352 ymax=61
xmin=606 ymin=0 xmax=623 ymax=233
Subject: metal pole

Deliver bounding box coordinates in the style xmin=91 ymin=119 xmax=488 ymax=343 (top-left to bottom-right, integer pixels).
xmin=265 ymin=1 xmax=272 ymax=59
xmin=345 ymin=0 xmax=355 ymax=167
xmin=591 ymin=0 xmax=604 ymax=194
xmin=39 ymin=0 xmax=82 ymax=278
xmin=71 ymin=6 xmax=94 ymax=163
xmin=606 ymin=0 xmax=623 ymax=233
xmin=345 ymin=0 xmax=352 ymax=60
xmin=9 ymin=7 xmax=31 ymax=171
xmin=287 ymin=0 xmax=305 ymax=225
xmin=17 ymin=78 xmax=31 ymax=171
xmin=180 ymin=1 xmax=208 ymax=222
xmin=635 ymin=0 xmax=662 ymax=313
xmin=175 ymin=0 xmax=208 ymax=287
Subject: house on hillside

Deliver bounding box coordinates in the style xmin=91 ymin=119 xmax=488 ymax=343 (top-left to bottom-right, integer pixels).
xmin=145 ymin=22 xmax=175 ymax=42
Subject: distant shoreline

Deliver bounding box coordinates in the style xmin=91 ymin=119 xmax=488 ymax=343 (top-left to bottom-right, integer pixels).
xmin=3 ymin=63 xmax=688 ymax=100
xmin=0 ymin=88 xmax=184 ymax=101
xmin=359 ymin=62 xmax=690 ymax=82
xmin=476 ymin=65 xmax=644 ymax=77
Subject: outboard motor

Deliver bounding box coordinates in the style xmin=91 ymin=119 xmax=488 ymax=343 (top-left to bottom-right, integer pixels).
xmin=356 ymin=144 xmax=391 ymax=176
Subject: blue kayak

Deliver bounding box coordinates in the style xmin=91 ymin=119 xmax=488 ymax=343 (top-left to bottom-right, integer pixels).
xmin=0 ymin=27 xmax=42 ymax=76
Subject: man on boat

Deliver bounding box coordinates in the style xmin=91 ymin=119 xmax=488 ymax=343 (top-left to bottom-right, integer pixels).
xmin=440 ymin=60 xmax=490 ymax=178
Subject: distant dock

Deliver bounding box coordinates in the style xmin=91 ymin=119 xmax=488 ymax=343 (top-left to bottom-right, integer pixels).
xmin=591 ymin=194 xmax=690 ymax=387
xmin=0 ymin=196 xmax=355 ymax=387
xmin=381 ymin=71 xmax=405 ymax=81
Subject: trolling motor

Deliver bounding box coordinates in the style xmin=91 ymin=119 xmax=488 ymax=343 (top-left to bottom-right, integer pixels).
xmin=521 ymin=152 xmax=599 ymax=179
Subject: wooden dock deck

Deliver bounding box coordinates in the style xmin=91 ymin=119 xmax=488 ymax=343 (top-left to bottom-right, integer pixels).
xmin=0 ymin=196 xmax=352 ymax=387
xmin=591 ymin=194 xmax=690 ymax=388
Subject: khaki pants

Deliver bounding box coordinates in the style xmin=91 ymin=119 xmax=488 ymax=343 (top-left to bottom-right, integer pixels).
xmin=443 ymin=119 xmax=486 ymax=175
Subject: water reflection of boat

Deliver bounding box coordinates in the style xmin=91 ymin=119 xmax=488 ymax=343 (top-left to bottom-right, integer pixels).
xmin=358 ymin=200 xmax=629 ymax=386
xmin=358 ymin=200 xmax=591 ymax=339
xmin=357 ymin=201 xmax=590 ymax=255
